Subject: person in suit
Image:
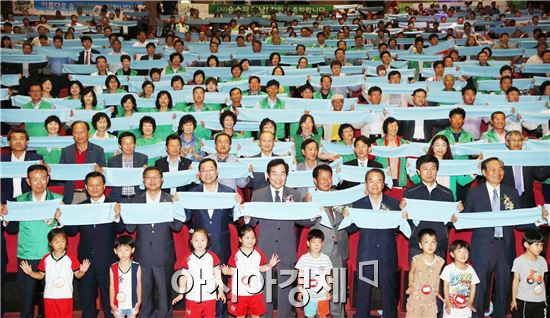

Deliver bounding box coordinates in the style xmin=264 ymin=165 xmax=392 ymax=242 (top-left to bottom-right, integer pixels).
xmin=305 ymin=164 xmax=349 ymax=318
xmin=402 ymin=155 xmax=462 ymax=261
xmin=399 ymin=88 xmax=444 ymax=142
xmin=502 ymin=130 xmax=550 ymax=208
xmin=247 ymin=131 xmax=278 ymax=192
xmin=139 ymin=42 xmax=163 ymax=61
xmin=126 ymin=166 xmax=183 ymax=318
xmin=1 ymin=42 xmax=48 ymax=95
xmin=349 ymin=168 xmax=401 ymax=318
xmin=185 ymin=158 xmax=241 ymax=317
xmin=107 ymin=132 xmax=148 ymax=202
xmin=1 ymin=128 xmax=43 ymax=203
xmin=245 ymin=158 xmax=314 ymax=318
xmin=205 ymin=133 xmax=249 ymax=190
xmin=64 ymin=171 xmax=125 ymax=318
xmin=59 ymin=121 xmax=105 ymax=204
xmin=154 ymin=134 xmax=193 ymax=194
xmin=338 ymin=135 xmax=383 ymax=189
xmin=77 ymin=35 xmax=100 ymax=64
xmin=463 ymin=157 xmax=548 ymax=318
xmin=296 ymin=139 xmax=321 ymax=171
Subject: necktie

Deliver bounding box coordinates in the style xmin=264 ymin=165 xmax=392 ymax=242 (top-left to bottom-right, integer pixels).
xmin=85 ymin=51 xmax=90 ymax=64
xmin=492 ymin=189 xmax=503 ymax=238
xmin=274 ymin=190 xmax=281 ymax=203
xmin=360 ymin=161 xmax=365 ymax=167
xmin=513 ymin=166 xmax=524 ymax=195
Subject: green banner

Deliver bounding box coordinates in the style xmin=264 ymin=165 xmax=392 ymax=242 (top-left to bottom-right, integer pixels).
xmin=209 ymin=4 xmax=333 ymax=16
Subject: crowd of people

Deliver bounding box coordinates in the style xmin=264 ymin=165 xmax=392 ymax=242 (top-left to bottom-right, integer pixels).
xmin=1 ymin=1 xmax=550 ymax=318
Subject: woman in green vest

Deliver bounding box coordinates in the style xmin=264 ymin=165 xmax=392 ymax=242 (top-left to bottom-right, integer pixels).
xmin=335 ymin=123 xmax=357 ymax=163
xmin=116 ymin=94 xmax=138 ymax=118
xmin=409 ymin=135 xmax=475 ymax=199
xmin=228 ymin=64 xmax=243 ymax=82
xmin=214 ymin=110 xmax=251 ymax=140
xmin=136 ymin=116 xmax=164 ymax=166
xmin=36 ymin=115 xmax=63 ymax=164
xmin=162 ymin=52 xmax=185 ymax=75
xmin=65 ymin=80 xmax=83 ymax=100
xmin=373 ymin=117 xmax=409 ymax=187
xmin=104 ymin=75 xmax=127 ymax=94
xmin=81 ymin=87 xmax=99 ymax=110
xmin=292 ymin=114 xmax=322 ymax=163
xmin=153 ymin=90 xmax=177 ymax=139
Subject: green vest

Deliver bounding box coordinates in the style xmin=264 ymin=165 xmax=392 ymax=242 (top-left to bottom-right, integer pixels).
xmin=313 ymin=90 xmax=334 ymax=100
xmin=292 ymin=132 xmax=322 ymax=163
xmin=258 ymin=97 xmax=287 ymax=139
xmin=36 ymin=147 xmax=62 ymax=164
xmin=22 ymin=100 xmax=54 ymax=136
xmin=480 ymin=129 xmax=505 ymax=143
xmin=373 ymin=136 xmax=409 ymax=187
xmin=16 ymin=190 xmax=63 ymax=260
xmin=243 ymin=90 xmax=267 ymax=96
xmin=183 ymin=103 xmax=222 ymax=112
xmin=163 ymin=65 xmax=185 ymax=74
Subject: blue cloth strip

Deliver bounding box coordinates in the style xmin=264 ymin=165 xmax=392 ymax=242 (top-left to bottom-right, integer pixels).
xmin=258 ymin=75 xmax=308 ymax=87
xmin=71 ymin=75 xmax=129 ymax=87
xmin=139 ymin=170 xmax=197 ymax=190
xmin=0 ymin=109 xmax=70 ymax=123
xmin=386 ymin=107 xmax=453 ymax=120
xmin=5 ymin=199 xmax=62 ymax=222
xmin=337 ymin=165 xmax=393 ymax=188
xmin=339 ymin=208 xmax=411 ymax=238
xmin=311 ymin=110 xmax=375 ymax=124
xmin=282 ymin=98 xmax=331 ymax=111
xmin=201 ymin=138 xmax=254 ymax=155
xmin=216 ymin=163 xmax=252 ymax=179
xmin=0 ymin=89 xmax=8 ymax=101
xmin=524 ymin=140 xmax=550 ymax=150
xmin=49 ymin=164 xmax=96 ymax=181
xmin=120 ymin=202 xmax=176 ymax=224
xmin=59 ymin=203 xmax=115 ymax=225
xmin=0 ymin=136 xmax=73 ymax=149
xmin=397 ymin=53 xmax=442 ymax=62
xmin=406 ymin=159 xmax=480 ymax=176
xmin=311 ymin=185 xmax=365 ymax=206
xmin=63 ymin=64 xmax=97 ymax=74
xmin=237 ymin=202 xmax=322 ymax=221
xmin=482 ymin=150 xmax=550 ymax=166
xmin=239 ymin=156 xmax=296 ymax=174
xmin=370 ymin=143 xmax=427 ymax=158
xmin=321 ymin=141 xmax=354 ymax=155
xmin=519 ymin=112 xmax=550 ymax=124
xmin=238 ymin=108 xmax=302 ymax=123
xmin=104 ymin=168 xmax=144 ymax=186
xmin=405 ymin=198 xmax=458 ymax=223
xmin=135 ymin=143 xmax=166 ymax=158
xmin=478 ymin=79 xmax=534 ymax=91
xmin=1 ymin=74 xmax=20 ymax=87
xmin=0 ymin=160 xmax=41 ymax=178
xmin=2 ymin=54 xmax=48 ymax=64
xmin=176 ymin=192 xmax=237 ymax=209
xmin=309 ymin=75 xmax=364 ymax=88
xmin=454 ymin=206 xmax=546 ymax=230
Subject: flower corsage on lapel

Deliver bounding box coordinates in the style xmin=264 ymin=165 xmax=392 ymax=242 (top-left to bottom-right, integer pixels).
xmin=502 ymin=194 xmax=514 ymax=210
xmin=380 ymin=203 xmax=391 ymax=211
xmin=284 ymin=194 xmax=294 ymax=203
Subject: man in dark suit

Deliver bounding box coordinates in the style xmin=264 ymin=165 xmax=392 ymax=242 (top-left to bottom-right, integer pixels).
xmin=126 ymin=167 xmax=183 ymax=318
xmin=399 ymin=88 xmax=441 ymax=142
xmin=59 ymin=121 xmax=105 ymax=204
xmin=402 ymin=154 xmax=461 ymax=261
xmin=77 ymin=35 xmax=101 ymax=64
xmin=185 ymin=158 xmax=239 ymax=318
xmin=245 ymin=158 xmax=314 ymax=318
xmin=306 ymin=164 xmax=349 ymax=318
xmin=248 ymin=131 xmax=278 ymax=192
xmin=64 ymin=171 xmax=125 ymax=318
xmin=1 ymin=128 xmax=43 ymax=203
xmin=349 ymin=168 xmax=401 ymax=318
xmin=154 ymin=134 xmax=193 ymax=194
xmin=502 ymin=130 xmax=550 ymax=208
xmin=107 ymin=132 xmax=148 ymax=202
xmin=1 ymin=42 xmax=47 ymax=95
xmin=464 ymin=157 xmax=548 ymax=318
xmin=139 ymin=42 xmax=163 ymax=61
xmin=338 ymin=135 xmax=382 ymax=189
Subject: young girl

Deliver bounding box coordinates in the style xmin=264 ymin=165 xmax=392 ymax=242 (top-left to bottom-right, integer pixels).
xmin=406 ymin=228 xmax=445 ymax=318
xmin=109 ymin=235 xmax=142 ymax=318
xmin=20 ymin=228 xmax=90 ymax=318
xmin=172 ymin=228 xmax=226 ymax=317
xmin=221 ymin=225 xmax=280 ymax=318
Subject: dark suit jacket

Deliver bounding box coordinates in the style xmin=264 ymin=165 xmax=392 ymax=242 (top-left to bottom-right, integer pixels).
xmin=1 ymin=150 xmax=43 ymax=204
xmin=349 ymin=194 xmax=400 ymax=265
xmin=337 ymin=159 xmax=383 ymax=190
xmin=248 ymin=153 xmax=279 ymax=191
xmin=1 ymin=61 xmax=48 ymax=77
xmin=185 ymin=183 xmax=235 ymax=262
xmin=59 ymin=142 xmax=105 ymax=203
xmin=139 ymin=54 xmax=163 ymax=60
xmin=249 ymin=186 xmax=312 ymax=266
xmin=464 ymin=182 xmax=529 ymax=266
xmin=107 ymin=152 xmax=148 ymax=201
xmin=64 ymin=197 xmax=126 ymax=267
xmin=154 ymin=156 xmax=193 ymax=192
xmin=404 ymin=182 xmax=455 ymax=249
xmin=77 ymin=49 xmax=101 ymax=64
xmin=503 ymin=166 xmax=550 ymax=208
xmin=126 ymin=191 xmax=183 ymax=268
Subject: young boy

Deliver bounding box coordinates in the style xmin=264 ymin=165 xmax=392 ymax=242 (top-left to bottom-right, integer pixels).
xmin=110 ymin=235 xmax=142 ymax=318
xmin=510 ymin=229 xmax=547 ymax=318
xmin=295 ymin=229 xmax=333 ymax=318
xmin=440 ymin=240 xmax=480 ymax=317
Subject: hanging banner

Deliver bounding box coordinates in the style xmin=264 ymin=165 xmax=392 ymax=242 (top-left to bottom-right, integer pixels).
xmin=209 ymin=4 xmax=333 ymax=16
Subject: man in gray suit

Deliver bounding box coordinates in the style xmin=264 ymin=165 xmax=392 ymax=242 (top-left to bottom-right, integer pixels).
xmin=206 ymin=133 xmax=249 ymax=190
xmin=126 ymin=167 xmax=183 ymax=318
xmin=59 ymin=121 xmax=105 ymax=204
xmin=304 ymin=164 xmax=349 ymax=318
xmin=245 ymin=158 xmax=315 ymax=318
xmin=248 ymin=131 xmax=278 ymax=192
xmin=107 ymin=132 xmax=148 ymax=202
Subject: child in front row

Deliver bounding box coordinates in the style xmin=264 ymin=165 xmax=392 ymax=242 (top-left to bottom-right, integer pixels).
xmin=109 ymin=235 xmax=142 ymax=318
xmin=172 ymin=227 xmax=226 ymax=318
xmin=295 ymin=229 xmax=333 ymax=318
xmin=440 ymin=240 xmax=480 ymax=317
xmin=406 ymin=228 xmax=445 ymax=318
xmin=510 ymin=229 xmax=548 ymax=318
xmin=20 ymin=228 xmax=90 ymax=318
xmin=221 ymin=224 xmax=280 ymax=318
